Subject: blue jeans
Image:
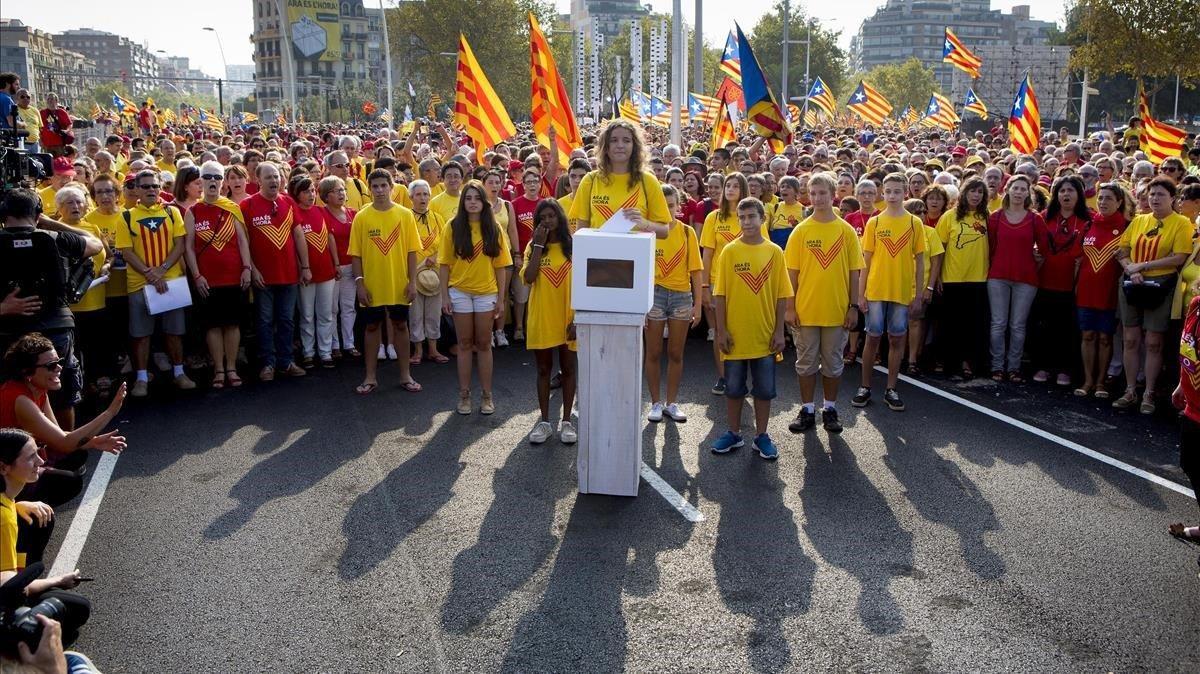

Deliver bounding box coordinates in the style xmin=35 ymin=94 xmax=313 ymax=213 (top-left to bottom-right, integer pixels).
xmin=987 ymin=279 xmax=1037 ymax=372
xmin=724 ymin=355 xmax=777 ymax=400
xmin=866 ymin=300 xmax=909 ymax=336
xmin=256 ymin=284 xmax=298 ymax=368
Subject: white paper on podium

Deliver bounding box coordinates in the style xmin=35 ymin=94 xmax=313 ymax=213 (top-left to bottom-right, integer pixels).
xmin=599 ymin=209 xmax=637 ymax=233
xmin=87 ymin=275 xmax=108 ymax=291
xmin=143 ymin=277 xmax=192 ymax=315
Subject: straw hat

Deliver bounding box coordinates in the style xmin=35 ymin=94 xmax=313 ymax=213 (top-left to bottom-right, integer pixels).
xmin=415 ymin=268 xmax=441 ymax=296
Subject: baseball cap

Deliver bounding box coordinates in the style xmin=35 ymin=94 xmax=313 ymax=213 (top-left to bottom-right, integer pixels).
xmin=52 ymin=157 xmax=75 ymax=176
xmin=508 ymin=160 xmax=524 ymax=172
xmin=951 ymin=146 xmax=967 ymax=157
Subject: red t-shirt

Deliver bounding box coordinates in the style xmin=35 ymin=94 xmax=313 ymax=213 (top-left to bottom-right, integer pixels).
xmin=1037 ymin=213 xmax=1086 ymax=292
xmin=987 ymin=210 xmax=1048 ymax=286
xmin=1075 ymin=212 xmax=1128 ymax=311
xmin=0 ymin=380 xmax=41 ymax=429
xmin=845 ymin=210 xmax=877 ymax=237
xmin=246 ymin=182 xmax=260 ymax=196
xmin=511 ymin=195 xmax=539 ymax=253
xmin=295 ymin=204 xmax=336 ymax=283
xmin=239 ymin=193 xmax=299 ymax=285
xmin=1181 ymin=296 xmax=1200 ymax=423
xmin=191 ymin=202 xmax=245 ymax=288
xmin=323 ymin=206 xmax=355 ymax=262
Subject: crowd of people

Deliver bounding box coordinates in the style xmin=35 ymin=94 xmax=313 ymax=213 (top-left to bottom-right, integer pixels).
xmin=3 ymin=66 xmax=1200 ymax=666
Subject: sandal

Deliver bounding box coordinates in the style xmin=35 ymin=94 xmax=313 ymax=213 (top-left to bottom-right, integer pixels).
xmin=226 ymin=370 xmax=243 ymax=388
xmin=355 ymin=382 xmax=378 ymax=395
xmin=1093 ymin=388 xmax=1109 ymax=400
xmin=400 ymin=380 xmax=422 ymax=393
xmin=347 ymin=348 xmax=362 ymax=358
xmin=991 ymin=370 xmax=1005 ymax=382
xmin=1073 ymin=386 xmax=1092 ymax=397
xmin=1008 ymin=371 xmax=1025 ymax=384
xmin=1169 ymin=523 xmax=1200 ymax=544
xmin=906 ymin=364 xmax=921 ymax=377
xmin=211 ymin=371 xmax=226 ymax=390
xmin=844 ymin=352 xmax=858 ymax=365
xmin=409 ymin=354 xmax=422 ymax=366
xmin=430 ymin=353 xmax=450 ymax=364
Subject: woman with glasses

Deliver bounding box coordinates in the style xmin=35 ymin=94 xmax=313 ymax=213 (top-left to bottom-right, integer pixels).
xmin=986 ymin=175 xmax=1046 ymax=382
xmin=1114 ymin=177 xmax=1192 ymax=413
xmin=319 ymin=176 xmax=359 ymax=359
xmin=1029 ymin=176 xmax=1088 ymax=388
xmin=1075 ymin=182 xmax=1131 ymax=398
xmin=1 ymin=333 xmax=126 ymax=508
xmin=184 ymin=161 xmax=254 ymax=388
xmin=290 ymin=174 xmax=340 ymax=369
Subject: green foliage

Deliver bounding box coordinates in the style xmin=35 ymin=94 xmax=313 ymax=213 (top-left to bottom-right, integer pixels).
xmin=847 ymin=58 xmax=941 ymax=115
xmin=1067 ymin=0 xmax=1200 ymax=80
xmin=746 ymin=2 xmax=847 ymax=105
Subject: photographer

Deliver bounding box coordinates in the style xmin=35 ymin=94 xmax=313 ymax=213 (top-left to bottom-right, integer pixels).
xmin=0 ymin=428 xmax=90 ymax=648
xmin=0 ymin=189 xmax=104 ymax=431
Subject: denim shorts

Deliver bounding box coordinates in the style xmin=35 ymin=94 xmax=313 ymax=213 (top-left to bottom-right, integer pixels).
xmin=866 ymin=300 xmax=909 ymax=336
xmin=724 ymin=355 xmax=777 ymax=400
xmin=648 ymin=286 xmax=693 ymax=321
xmin=1077 ymin=307 xmax=1117 ymax=334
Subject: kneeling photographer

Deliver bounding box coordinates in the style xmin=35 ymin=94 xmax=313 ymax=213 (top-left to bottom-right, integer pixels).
xmin=1 ymin=428 xmax=90 ymax=658
xmin=0 ymin=188 xmax=103 ymax=430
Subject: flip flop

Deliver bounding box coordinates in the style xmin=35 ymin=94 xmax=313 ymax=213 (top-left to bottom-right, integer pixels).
xmin=409 ymin=354 xmax=422 ymax=366
xmin=355 ymin=382 xmax=378 ymax=395
xmin=430 ymin=354 xmax=450 ymax=364
xmin=210 ymin=372 xmax=225 ymax=390
xmin=226 ymin=370 xmax=243 ymax=388
xmin=399 ymin=380 xmax=422 ymax=393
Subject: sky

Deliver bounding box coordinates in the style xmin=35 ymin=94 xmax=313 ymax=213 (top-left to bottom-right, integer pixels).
xmin=5 ymin=0 xmax=1063 ymax=81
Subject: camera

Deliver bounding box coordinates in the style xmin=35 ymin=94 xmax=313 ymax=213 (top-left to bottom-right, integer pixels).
xmin=0 ymin=562 xmax=66 ymax=656
xmin=0 ymin=129 xmax=53 ymax=191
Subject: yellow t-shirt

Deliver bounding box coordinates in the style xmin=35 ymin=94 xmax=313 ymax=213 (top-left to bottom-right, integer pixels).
xmin=0 ymin=494 xmax=22 ymax=573
xmin=701 ymin=209 xmax=768 ymax=286
xmin=438 ymin=220 xmax=513 ymax=295
xmin=713 ymin=239 xmax=793 ymax=361
xmin=557 ymin=193 xmax=574 ymax=218
xmin=412 ymin=209 xmax=446 ymax=262
xmin=914 ymin=224 xmax=944 ymax=295
xmin=347 ymin=204 xmax=420 ymax=307
xmin=391 ymin=183 xmax=413 ymax=209
xmin=769 ymin=201 xmax=806 ymax=231
xmin=344 ymin=176 xmax=369 ymax=211
xmin=38 ymin=185 xmax=58 ymax=218
xmin=115 ymin=202 xmax=185 ymax=294
xmin=430 ymin=191 xmax=461 ymax=226
xmin=520 ymin=241 xmax=575 ymax=350
xmin=784 ymin=215 xmax=865 ymax=327
xmin=156 ymin=158 xmax=176 ymax=175
xmin=567 ymin=171 xmax=672 ymax=230
xmin=935 ymin=211 xmax=989 ymax=283
xmin=85 ymin=209 xmax=129 ymax=298
xmin=17 ymin=106 xmax=40 ymax=144
xmin=1121 ymin=212 xmax=1194 ymax=278
xmin=69 ymin=220 xmax=108 ymax=313
xmin=655 ymin=220 xmax=703 ymax=293
xmin=862 ymin=212 xmax=926 ymax=304
xmin=988 ymin=195 xmax=1004 ymax=213
xmin=431 ymin=182 xmax=445 ymax=196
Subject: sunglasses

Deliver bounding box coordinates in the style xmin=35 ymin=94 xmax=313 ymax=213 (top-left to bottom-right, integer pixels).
xmin=201 ymin=174 xmax=223 ymax=181
xmin=139 ymin=184 xmax=162 ymax=190
xmin=38 ymin=358 xmax=64 ymax=371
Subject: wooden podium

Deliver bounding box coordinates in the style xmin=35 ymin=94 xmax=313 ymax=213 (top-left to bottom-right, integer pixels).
xmin=575 ymin=311 xmax=644 ymax=496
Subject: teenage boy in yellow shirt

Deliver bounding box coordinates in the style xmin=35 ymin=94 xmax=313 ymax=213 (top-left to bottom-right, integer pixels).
xmin=712 ymin=197 xmax=793 ymax=460
xmin=854 ymin=173 xmax=925 ymax=411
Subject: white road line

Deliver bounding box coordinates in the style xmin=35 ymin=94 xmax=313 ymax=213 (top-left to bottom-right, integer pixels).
xmin=640 ymin=461 xmax=705 ymax=522
xmin=876 ymin=365 xmax=1196 ymax=499
xmin=50 ymin=452 xmax=119 ymax=576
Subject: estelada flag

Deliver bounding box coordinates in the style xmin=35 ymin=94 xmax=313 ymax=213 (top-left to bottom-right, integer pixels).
xmin=1138 ymin=81 xmax=1187 ymax=165
xmin=719 ymin=31 xmax=741 ymax=85
xmin=454 ymin=33 xmax=516 ymax=151
xmin=805 ymin=76 xmax=837 ymax=118
xmin=688 ymin=92 xmax=720 ymax=125
xmin=529 ymin=13 xmax=582 ymax=166
xmin=735 ymin=23 xmax=790 ymax=144
xmin=847 ymin=81 xmax=892 ymax=127
xmin=964 ymin=88 xmax=988 ymax=118
xmin=1008 ymin=74 xmax=1040 ymax=155
xmin=943 ymin=28 xmax=982 ymax=79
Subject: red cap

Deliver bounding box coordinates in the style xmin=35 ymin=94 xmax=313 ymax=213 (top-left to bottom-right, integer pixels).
xmin=951 ymin=146 xmax=967 ymax=157
xmin=508 ymin=160 xmax=523 ymax=172
xmin=52 ymin=157 xmax=75 ymax=176
xmin=363 ymin=141 xmax=375 ymax=151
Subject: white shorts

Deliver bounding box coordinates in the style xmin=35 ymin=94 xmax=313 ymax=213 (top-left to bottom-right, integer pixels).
xmin=449 ymin=287 xmax=498 ymax=314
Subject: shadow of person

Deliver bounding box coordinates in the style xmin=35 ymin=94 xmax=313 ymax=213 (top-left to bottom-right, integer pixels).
xmin=801 ymin=433 xmax=913 ymax=636
xmin=882 ymin=433 xmax=1006 ymax=580
xmin=500 ymin=488 xmax=696 ymax=672
xmin=702 ymin=447 xmax=816 ymax=672
xmin=440 ymin=439 xmax=577 ymax=634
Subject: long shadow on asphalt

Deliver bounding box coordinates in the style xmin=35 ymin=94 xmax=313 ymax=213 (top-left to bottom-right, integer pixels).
xmin=802 ymin=432 xmax=914 ymax=636
xmin=498 ymin=491 xmax=695 ymax=672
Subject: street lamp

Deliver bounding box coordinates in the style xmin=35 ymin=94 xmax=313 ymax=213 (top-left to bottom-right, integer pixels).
xmin=202 ymin=27 xmax=228 ymax=78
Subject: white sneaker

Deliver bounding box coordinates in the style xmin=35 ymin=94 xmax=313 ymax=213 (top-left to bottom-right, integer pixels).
xmin=647 ymin=401 xmax=664 ymax=422
xmin=386 ymin=344 xmax=398 ymax=360
xmin=707 ymin=328 xmax=715 ymax=342
xmin=559 ymin=420 xmax=577 ymax=444
xmin=664 ymin=403 xmax=687 ymax=422
xmin=494 ymin=330 xmax=509 ymax=347
xmin=529 ymin=420 xmax=553 ymax=444
xmin=377 ymin=345 xmax=387 ymax=360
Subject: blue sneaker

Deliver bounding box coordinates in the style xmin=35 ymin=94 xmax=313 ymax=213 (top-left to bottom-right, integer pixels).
xmin=711 ymin=430 xmax=744 ymax=454
xmin=754 ymin=433 xmax=779 ymax=460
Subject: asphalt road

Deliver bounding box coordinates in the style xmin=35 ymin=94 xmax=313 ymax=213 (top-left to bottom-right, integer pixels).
xmin=34 ymin=340 xmax=1200 ymax=672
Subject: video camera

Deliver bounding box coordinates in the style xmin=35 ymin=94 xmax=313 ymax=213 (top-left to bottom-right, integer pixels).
xmin=0 ymin=562 xmax=66 ymax=656
xmin=0 ymin=129 xmax=53 ymax=192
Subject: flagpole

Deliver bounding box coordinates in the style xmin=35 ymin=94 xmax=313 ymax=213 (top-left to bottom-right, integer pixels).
xmin=274 ymin=0 xmax=297 ymax=121
xmin=1078 ymin=67 xmax=1089 ymax=139
xmin=380 ymin=0 xmax=394 ymax=130
xmin=669 ymin=0 xmax=683 ymax=147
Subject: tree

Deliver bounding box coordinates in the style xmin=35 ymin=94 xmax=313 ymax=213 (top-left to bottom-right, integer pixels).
xmin=849 ymin=58 xmax=941 ymax=116
xmin=386 ymin=0 xmax=556 ymax=119
xmin=1067 ymin=0 xmax=1200 ymax=81
xmin=747 ymin=2 xmax=847 ymax=107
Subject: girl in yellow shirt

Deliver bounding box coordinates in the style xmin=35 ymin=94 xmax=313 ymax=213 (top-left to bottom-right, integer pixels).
xmin=566 ymin=119 xmax=671 ymax=237
xmin=438 ymin=180 xmax=513 ymax=416
xmin=700 ymin=171 xmax=750 ymax=395
xmin=521 ymin=200 xmax=577 ymax=445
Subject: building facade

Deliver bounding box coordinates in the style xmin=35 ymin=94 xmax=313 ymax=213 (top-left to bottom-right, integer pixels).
xmin=55 ymin=28 xmax=159 ymax=95
xmin=251 ymin=0 xmax=387 ymax=116
xmin=225 ymin=64 xmax=257 ymax=101
xmin=849 ymin=1 xmax=1057 ymax=99
xmin=570 ymin=0 xmax=649 ymax=40
xmin=0 ymin=19 xmax=97 ymax=107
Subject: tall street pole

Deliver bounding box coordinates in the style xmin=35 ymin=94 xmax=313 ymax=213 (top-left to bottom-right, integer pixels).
xmin=670 ymin=0 xmax=683 ymax=147
xmin=781 ymin=0 xmax=790 ymax=104
xmin=379 ymin=0 xmax=394 ymax=129
xmin=692 ymin=0 xmax=703 ymax=95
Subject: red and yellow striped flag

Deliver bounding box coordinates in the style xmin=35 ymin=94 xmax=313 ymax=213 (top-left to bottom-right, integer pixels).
xmin=529 ymin=14 xmax=582 ymax=166
xmin=1138 ymin=82 xmax=1186 ymax=165
xmin=454 ymin=34 xmax=516 ymax=151
xmin=710 ymin=103 xmax=737 ymax=152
